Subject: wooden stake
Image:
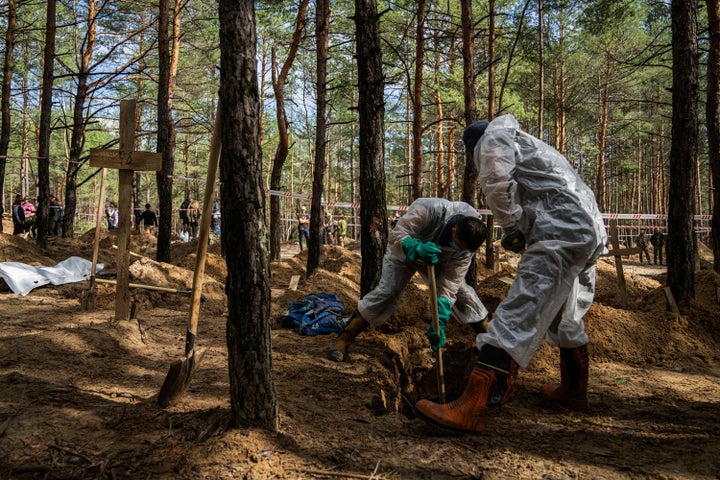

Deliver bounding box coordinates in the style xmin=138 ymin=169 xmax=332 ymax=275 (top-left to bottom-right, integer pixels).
xmin=427 ymin=264 xmax=446 ymax=403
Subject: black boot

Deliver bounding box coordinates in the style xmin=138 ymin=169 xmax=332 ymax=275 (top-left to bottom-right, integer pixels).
xmin=326 ymin=311 xmax=369 ymax=362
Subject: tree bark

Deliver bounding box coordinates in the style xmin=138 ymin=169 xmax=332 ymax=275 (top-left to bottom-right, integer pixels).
xmin=156 ymin=0 xmax=177 ymax=263
xmin=537 ymin=0 xmax=544 ymax=137
xmin=461 ymin=0 xmax=477 ymax=205
xmin=219 ymin=0 xmax=277 ymax=430
xmin=0 ymin=0 xmax=16 ymax=233
xmin=63 ymin=0 xmax=97 ymax=239
xmin=355 ymin=0 xmax=387 ymax=296
xmin=270 ymin=0 xmax=309 ymax=262
xmin=307 ymin=0 xmax=329 ymax=276
xmin=411 ymin=0 xmax=425 ymax=200
xmin=668 ymin=0 xmax=699 ymax=306
xmin=595 ymin=60 xmax=610 ymax=212
xmin=708 ymin=0 xmax=720 ymax=273
xmin=36 ymin=0 xmax=57 ymax=249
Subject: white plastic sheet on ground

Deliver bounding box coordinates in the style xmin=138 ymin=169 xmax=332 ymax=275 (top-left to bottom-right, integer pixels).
xmin=0 ymin=256 xmax=102 ymax=296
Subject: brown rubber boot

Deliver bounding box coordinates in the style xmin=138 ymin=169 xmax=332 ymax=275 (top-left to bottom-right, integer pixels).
xmin=540 ymin=344 xmax=589 ymax=412
xmin=414 ymin=345 xmax=518 ymax=434
xmin=326 ymin=311 xmax=369 ymax=362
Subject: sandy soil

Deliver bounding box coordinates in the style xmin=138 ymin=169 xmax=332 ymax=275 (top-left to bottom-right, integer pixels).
xmin=0 ymin=224 xmax=719 ymax=480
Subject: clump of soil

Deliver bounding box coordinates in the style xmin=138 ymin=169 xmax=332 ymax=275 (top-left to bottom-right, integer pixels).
xmin=1 ymin=229 xmax=719 ymax=479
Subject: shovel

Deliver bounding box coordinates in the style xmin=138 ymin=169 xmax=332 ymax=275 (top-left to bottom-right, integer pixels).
xmin=427 ymin=263 xmax=446 ymax=403
xmin=84 ymin=168 xmax=107 ymax=310
xmin=157 ymin=102 xmax=222 ymax=408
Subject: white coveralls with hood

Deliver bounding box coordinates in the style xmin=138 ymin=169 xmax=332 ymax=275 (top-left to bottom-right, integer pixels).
xmin=357 ymin=198 xmax=488 ymax=329
xmin=474 ymin=115 xmax=608 ymax=369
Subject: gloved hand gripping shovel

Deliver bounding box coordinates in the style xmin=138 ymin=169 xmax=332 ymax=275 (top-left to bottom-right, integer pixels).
xmin=157 ymin=102 xmax=221 ymax=408
xmin=428 ymin=264 xmax=446 ymax=403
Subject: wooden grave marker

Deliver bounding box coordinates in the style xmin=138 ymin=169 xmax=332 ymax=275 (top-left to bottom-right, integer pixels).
xmin=90 ymin=100 xmax=163 ymax=321
xmin=601 ymin=222 xmax=641 ymax=307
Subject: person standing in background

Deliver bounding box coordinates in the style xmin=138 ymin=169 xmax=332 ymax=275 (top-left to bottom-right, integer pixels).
xmin=636 ymin=230 xmax=650 ymax=264
xmin=138 ymin=203 xmax=159 ymax=234
xmin=650 ymin=229 xmax=665 ymax=265
xmin=12 ymin=194 xmax=25 ymax=235
xmin=297 ymin=206 xmax=310 ymax=251
xmin=49 ymin=194 xmax=61 ymax=236
xmin=336 ymin=212 xmax=348 ymax=247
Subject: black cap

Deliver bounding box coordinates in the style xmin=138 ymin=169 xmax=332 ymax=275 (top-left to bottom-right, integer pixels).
xmin=462 ymin=120 xmax=489 ymax=153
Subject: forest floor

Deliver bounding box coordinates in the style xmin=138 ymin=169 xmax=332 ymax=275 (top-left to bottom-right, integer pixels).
xmin=0 ymin=221 xmax=719 ymax=480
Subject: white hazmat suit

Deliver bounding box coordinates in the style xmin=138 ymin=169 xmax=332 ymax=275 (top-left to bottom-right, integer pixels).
xmin=474 ymin=115 xmax=608 ymax=369
xmin=357 ymin=198 xmax=488 ymax=328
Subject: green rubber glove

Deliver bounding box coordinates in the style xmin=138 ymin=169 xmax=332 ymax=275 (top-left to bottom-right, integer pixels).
xmin=402 ymin=237 xmax=442 ymax=264
xmin=426 ymin=296 xmax=452 ymax=351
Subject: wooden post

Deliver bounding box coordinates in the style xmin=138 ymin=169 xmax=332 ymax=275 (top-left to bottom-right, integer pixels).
xmin=90 ymin=100 xmax=162 ymax=321
xmin=601 ymin=222 xmax=641 ymax=307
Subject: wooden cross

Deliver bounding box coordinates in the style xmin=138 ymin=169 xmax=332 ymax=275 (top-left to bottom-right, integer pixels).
xmin=601 ymin=221 xmax=641 ymax=307
xmin=90 ymin=99 xmax=162 ymax=321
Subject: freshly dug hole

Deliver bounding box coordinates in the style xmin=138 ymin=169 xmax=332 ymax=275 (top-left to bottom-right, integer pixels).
xmin=365 ymin=323 xmax=480 ymax=417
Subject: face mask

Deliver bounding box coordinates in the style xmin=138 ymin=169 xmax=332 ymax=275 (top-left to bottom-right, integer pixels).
xmin=449 ymin=241 xmax=463 ymax=252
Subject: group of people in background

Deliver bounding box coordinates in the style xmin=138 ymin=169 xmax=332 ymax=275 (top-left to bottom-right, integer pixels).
xmin=295 ymin=207 xmax=348 ymax=251
xmin=635 ymin=229 xmax=666 ymax=265
xmin=179 ymin=197 xmax=202 ymax=241
xmin=8 ymin=193 xmax=62 ymax=237
xmin=99 ymin=197 xmax=213 ymax=241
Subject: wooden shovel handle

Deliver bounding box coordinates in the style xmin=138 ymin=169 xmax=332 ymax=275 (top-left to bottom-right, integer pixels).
xmin=428 ymin=263 xmax=446 ymax=403
xmin=185 ymin=102 xmax=222 ymax=356
xmin=90 ymin=168 xmax=108 ymax=283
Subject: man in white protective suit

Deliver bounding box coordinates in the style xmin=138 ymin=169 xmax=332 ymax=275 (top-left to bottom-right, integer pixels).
xmin=326 ymin=197 xmax=490 ymax=362
xmin=415 ymin=115 xmax=608 ymax=434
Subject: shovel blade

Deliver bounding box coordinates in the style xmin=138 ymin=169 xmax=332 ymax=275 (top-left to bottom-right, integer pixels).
xmin=157 ymin=348 xmax=206 ymax=408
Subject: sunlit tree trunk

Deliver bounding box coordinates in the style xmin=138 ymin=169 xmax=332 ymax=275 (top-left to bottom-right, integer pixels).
xmin=307 ymin=0 xmax=329 ymax=275
xmin=411 ymin=0 xmax=426 ymax=200
xmin=269 ymin=0 xmax=308 ymax=262
xmin=355 ymin=0 xmax=387 ymax=296
xmin=36 ymin=0 xmax=57 ymax=249
xmin=219 ymin=0 xmax=277 ymax=430
xmin=537 ymin=0 xmax=544 ymax=137
xmin=63 ymin=0 xmax=97 ymax=238
xmin=0 ymin=0 xmax=16 ymax=232
xmin=156 ymin=0 xmax=180 ymax=262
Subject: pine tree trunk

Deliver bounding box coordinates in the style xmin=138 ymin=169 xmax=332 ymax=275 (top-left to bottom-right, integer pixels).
xmin=36 ymin=0 xmax=56 ymax=249
xmin=411 ymin=0 xmax=426 ymax=200
xmin=668 ymin=0 xmax=699 ymax=306
xmin=269 ymin=0 xmax=308 ymax=262
xmin=307 ymin=0 xmax=329 ymax=276
xmin=355 ymin=0 xmax=387 ymax=296
xmin=219 ymin=0 xmax=277 ymax=430
xmin=156 ymin=0 xmax=177 ymax=263
xmin=709 ymin=0 xmax=720 ymax=272
xmin=0 ymin=0 xmax=15 ymax=232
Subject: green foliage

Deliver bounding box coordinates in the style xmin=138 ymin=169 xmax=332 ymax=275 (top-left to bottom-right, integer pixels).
xmin=0 ymin=0 xmax=703 ymax=221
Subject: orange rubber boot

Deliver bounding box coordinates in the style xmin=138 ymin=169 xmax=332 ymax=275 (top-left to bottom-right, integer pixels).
xmin=414 ymin=345 xmax=518 ymax=434
xmin=326 ymin=311 xmax=369 ymax=362
xmin=540 ymin=345 xmax=589 ymax=412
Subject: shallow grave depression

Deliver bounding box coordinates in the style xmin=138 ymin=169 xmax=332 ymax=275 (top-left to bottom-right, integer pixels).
xmin=364 ymin=323 xmax=480 ymax=418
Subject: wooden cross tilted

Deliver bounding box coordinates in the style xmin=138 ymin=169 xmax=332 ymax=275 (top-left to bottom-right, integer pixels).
xmin=89 ymin=99 xmax=163 ymax=321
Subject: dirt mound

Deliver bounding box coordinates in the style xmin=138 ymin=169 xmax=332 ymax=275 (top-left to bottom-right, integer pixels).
xmin=2 ymin=232 xmax=720 ymax=479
